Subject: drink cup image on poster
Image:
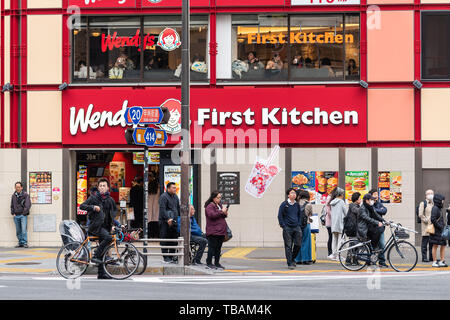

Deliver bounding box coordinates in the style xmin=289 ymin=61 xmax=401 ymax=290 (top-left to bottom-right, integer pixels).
xmin=292 ymin=171 xmax=316 ymax=204
xmin=345 ymin=171 xmax=369 ymax=203
xmin=315 ymin=171 xmax=338 ymax=205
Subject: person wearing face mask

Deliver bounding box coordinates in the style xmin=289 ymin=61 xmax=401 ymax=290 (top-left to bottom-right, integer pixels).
xmin=357 ymin=194 xmax=385 ymax=256
xmin=430 ymin=194 xmax=447 ymax=268
xmin=418 ymin=189 xmax=435 ymax=262
xmin=368 ymin=189 xmax=388 ymax=268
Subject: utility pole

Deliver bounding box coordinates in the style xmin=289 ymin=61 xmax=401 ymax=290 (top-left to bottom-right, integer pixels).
xmin=180 ymin=0 xmax=191 ymax=266
xmin=143 ymin=145 xmax=149 ymax=258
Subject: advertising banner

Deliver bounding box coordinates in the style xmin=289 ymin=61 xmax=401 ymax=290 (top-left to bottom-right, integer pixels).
xmin=63 ymin=87 xmax=366 ymax=146
xmin=68 ymin=0 xmax=136 ymax=8
xmin=77 ymin=165 xmax=88 ymax=215
xmin=142 ymin=0 xmax=210 ymax=7
xmin=29 ymin=172 xmax=52 ymax=204
xmin=345 ymin=171 xmax=369 ymax=203
xmin=291 ymin=171 xmax=316 ymax=204
xmin=109 ymin=161 xmax=125 ymax=193
xmin=315 ymin=171 xmax=338 ymax=205
xmin=378 ymin=171 xmax=402 ymax=204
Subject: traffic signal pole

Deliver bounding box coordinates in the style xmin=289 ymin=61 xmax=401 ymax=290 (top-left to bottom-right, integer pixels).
xmin=180 ymin=0 xmax=191 ymax=266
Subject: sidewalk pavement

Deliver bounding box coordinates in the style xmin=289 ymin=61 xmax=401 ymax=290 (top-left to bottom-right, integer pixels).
xmin=0 ymin=246 xmax=448 ymax=276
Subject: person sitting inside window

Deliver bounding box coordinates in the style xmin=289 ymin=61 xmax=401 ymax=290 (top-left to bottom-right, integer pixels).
xmin=266 ymin=53 xmax=284 ymax=71
xmin=191 ymin=54 xmax=207 ymax=74
xmin=145 ymin=56 xmax=158 ymax=71
xmin=304 ymin=57 xmax=314 ymax=68
xmin=109 ymin=55 xmax=126 ymax=79
xmin=292 ymin=55 xmax=304 ymax=68
xmin=245 ymin=51 xmax=264 ymax=71
xmin=320 ymin=57 xmax=335 ymax=77
xmin=76 ymin=60 xmax=95 ymax=79
xmin=348 ymin=59 xmax=359 ymax=76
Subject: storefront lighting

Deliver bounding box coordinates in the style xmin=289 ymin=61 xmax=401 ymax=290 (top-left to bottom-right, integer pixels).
xmin=74 ymin=29 xmax=79 ymax=36
xmin=91 ymin=31 xmax=101 ymax=37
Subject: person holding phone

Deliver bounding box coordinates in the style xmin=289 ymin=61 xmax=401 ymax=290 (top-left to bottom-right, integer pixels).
xmin=204 ymin=191 xmax=229 ymax=270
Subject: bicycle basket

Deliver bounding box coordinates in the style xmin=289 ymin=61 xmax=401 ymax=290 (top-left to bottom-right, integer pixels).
xmin=59 ymin=220 xmax=85 ymax=245
xmin=123 ymin=229 xmax=141 ymax=242
xmin=394 ymin=229 xmax=409 ymax=239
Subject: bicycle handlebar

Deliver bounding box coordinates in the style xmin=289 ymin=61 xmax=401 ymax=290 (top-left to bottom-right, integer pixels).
xmin=384 ymin=221 xmax=418 ymax=234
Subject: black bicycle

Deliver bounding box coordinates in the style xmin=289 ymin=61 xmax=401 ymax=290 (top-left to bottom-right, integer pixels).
xmin=337 ymin=221 xmax=418 ymax=272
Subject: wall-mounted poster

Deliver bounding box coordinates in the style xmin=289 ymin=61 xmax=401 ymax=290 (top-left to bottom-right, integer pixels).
xmin=345 ymin=171 xmax=369 ymax=203
xmin=109 ymin=161 xmax=125 ymax=193
xmin=218 ymin=172 xmax=240 ymax=205
xmin=133 ymin=152 xmax=160 ymax=165
xmin=164 ymin=166 xmax=194 ymax=204
xmin=291 ymin=171 xmax=316 ymax=204
xmin=77 ymin=165 xmax=88 ymax=215
xmin=29 ymin=172 xmax=52 ymax=204
xmin=315 ymin=171 xmax=338 ymax=205
xmin=378 ymin=171 xmax=402 ymax=204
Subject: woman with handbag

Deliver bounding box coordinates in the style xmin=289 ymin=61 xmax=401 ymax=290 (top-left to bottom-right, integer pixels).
xmin=204 ymin=191 xmax=229 ymax=270
xmin=430 ymin=194 xmax=447 ymax=268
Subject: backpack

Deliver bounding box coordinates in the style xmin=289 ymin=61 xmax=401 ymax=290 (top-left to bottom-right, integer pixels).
xmin=415 ymin=200 xmax=427 ymax=224
xmin=299 ymin=203 xmax=308 ymax=229
xmin=343 ymin=207 xmax=357 ymax=237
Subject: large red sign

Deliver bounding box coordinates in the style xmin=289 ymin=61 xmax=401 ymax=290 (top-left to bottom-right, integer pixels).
xmin=68 ymin=0 xmax=136 ymax=8
xmin=62 ymin=87 xmax=367 ymax=146
xmin=141 ymin=0 xmax=210 ymax=7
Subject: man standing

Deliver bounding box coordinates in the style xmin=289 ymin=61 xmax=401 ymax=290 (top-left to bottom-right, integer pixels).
xmin=159 ymin=182 xmax=181 ymax=264
xmin=418 ymin=189 xmax=434 ymax=262
xmin=80 ymin=178 xmax=120 ymax=279
xmin=11 ymin=182 xmax=31 ymax=248
xmin=278 ymin=188 xmax=304 ymax=270
xmin=368 ymin=189 xmax=388 ymax=268
xmin=177 ymin=205 xmax=208 ymax=265
xmin=129 ymin=176 xmax=144 ymax=229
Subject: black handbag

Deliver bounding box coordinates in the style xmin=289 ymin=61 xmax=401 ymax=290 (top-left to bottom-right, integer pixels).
xmin=224 ymin=226 xmax=233 ymax=242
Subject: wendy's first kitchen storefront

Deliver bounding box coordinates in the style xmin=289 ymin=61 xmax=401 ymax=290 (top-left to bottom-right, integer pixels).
xmin=2 ymin=0 xmax=450 ymax=247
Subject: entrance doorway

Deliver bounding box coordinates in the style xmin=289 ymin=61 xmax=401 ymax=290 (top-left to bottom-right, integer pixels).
xmin=422 ymin=169 xmax=450 ymax=208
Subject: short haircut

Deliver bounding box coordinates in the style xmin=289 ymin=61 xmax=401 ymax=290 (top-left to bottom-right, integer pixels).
xmin=368 ymin=189 xmax=377 ymax=195
xmin=297 ymin=189 xmax=310 ymax=200
xmin=15 ymin=182 xmax=23 ymax=187
xmin=98 ymin=177 xmax=110 ymax=188
xmin=167 ymin=182 xmax=176 ymax=190
xmin=286 ymin=188 xmax=296 ymax=196
xmin=351 ymin=192 xmax=361 ymax=203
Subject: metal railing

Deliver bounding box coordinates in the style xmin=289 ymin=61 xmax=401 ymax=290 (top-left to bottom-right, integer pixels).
xmin=133 ymin=237 xmax=185 ymax=266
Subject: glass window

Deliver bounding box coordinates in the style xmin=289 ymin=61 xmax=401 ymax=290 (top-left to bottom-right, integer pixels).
xmin=223 ymin=13 xmax=360 ymax=82
xmin=71 ymin=15 xmax=209 ymax=83
xmin=422 ymin=12 xmax=450 ymax=80
xmin=231 ymin=15 xmax=288 ymax=81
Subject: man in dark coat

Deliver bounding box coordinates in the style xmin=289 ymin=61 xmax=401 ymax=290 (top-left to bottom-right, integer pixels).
xmin=357 ymin=194 xmax=385 ymax=251
xmin=11 ymin=182 xmax=32 ymax=248
xmin=80 ymin=178 xmax=119 ymax=279
xmin=159 ymin=182 xmax=181 ymax=263
xmin=369 ymin=189 xmax=388 ymax=267
xmin=129 ymin=176 xmax=144 ymax=229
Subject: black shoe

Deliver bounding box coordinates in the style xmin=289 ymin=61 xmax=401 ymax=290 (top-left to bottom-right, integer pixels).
xmin=215 ymin=264 xmax=225 ymax=270
xmin=422 ymin=258 xmax=430 ymax=263
xmin=91 ymin=257 xmax=103 ymax=265
xmin=194 ymin=261 xmax=204 ymax=266
xmin=15 ymin=244 xmax=23 ymax=248
xmin=288 ymin=264 xmax=296 ymax=270
xmin=378 ymin=262 xmax=389 ymax=268
xmin=97 ymin=274 xmax=112 ymax=280
xmin=295 ymin=261 xmax=303 ymax=265
xmin=303 ymin=261 xmax=313 ymax=265
xmin=22 ymin=244 xmax=28 ymax=248
xmin=206 ymin=264 xmax=216 ymax=270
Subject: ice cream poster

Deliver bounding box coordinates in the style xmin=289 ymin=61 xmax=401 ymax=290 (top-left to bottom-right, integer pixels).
xmin=315 ymin=171 xmax=338 ymax=205
xmin=378 ymin=171 xmax=402 ymax=204
xmin=345 ymin=171 xmax=369 ymax=203
xmin=291 ymin=171 xmax=316 ymax=204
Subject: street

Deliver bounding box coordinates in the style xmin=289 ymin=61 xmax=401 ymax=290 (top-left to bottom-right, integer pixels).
xmin=1 ymin=271 xmax=450 ymax=300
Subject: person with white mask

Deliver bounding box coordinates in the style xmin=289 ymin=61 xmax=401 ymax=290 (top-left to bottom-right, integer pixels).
xmin=419 ymin=189 xmax=435 ymax=262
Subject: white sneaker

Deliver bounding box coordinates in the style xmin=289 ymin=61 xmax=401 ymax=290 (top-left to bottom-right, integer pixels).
xmin=438 ymin=260 xmax=448 ymax=267
xmin=432 ymin=261 xmax=440 ymax=267
xmin=327 ymin=254 xmax=335 ymax=260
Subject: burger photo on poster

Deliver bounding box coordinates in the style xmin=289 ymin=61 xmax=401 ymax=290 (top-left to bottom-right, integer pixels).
xmin=353 ymin=177 xmax=366 ymax=191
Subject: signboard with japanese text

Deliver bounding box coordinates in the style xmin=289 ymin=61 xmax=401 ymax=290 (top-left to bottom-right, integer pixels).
xmin=29 ymin=172 xmax=52 ymax=204
xmin=217 ymin=172 xmax=240 ymax=205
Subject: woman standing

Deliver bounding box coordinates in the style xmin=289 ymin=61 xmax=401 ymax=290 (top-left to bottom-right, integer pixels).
xmin=430 ymin=194 xmax=447 ymax=267
xmin=330 ymin=188 xmax=347 ymax=261
xmin=205 ymin=191 xmax=229 ymax=270
xmin=326 ymin=188 xmax=338 ymax=259
xmin=295 ymin=190 xmax=313 ymax=265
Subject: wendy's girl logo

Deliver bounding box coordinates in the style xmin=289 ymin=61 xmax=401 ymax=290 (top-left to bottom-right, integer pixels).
xmin=157 ymin=28 xmax=181 ymax=52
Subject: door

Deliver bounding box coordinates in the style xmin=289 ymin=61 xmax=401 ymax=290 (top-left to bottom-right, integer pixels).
xmin=422 ymin=169 xmax=450 ymax=209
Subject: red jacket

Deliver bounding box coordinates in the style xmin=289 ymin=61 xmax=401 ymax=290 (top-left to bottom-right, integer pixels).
xmin=205 ymin=202 xmax=228 ymax=236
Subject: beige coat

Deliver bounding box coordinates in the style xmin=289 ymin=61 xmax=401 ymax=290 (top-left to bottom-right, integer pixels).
xmin=147 ymin=187 xmax=160 ymax=222
xmin=418 ymin=199 xmax=434 ymax=236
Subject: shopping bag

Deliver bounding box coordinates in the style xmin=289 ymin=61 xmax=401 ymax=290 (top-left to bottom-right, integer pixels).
xmin=310 ymin=214 xmax=319 ymax=233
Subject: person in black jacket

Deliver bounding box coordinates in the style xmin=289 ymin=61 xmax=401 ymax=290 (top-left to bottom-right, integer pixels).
xmin=278 ymin=188 xmax=305 ymax=270
xmin=80 ymin=178 xmax=119 ymax=279
xmin=368 ymin=189 xmax=388 ymax=267
xmin=430 ymin=194 xmax=447 ymax=268
xmin=357 ymin=194 xmax=385 ymax=252
xmin=11 ymin=182 xmax=32 ymax=248
xmin=129 ymin=176 xmax=144 ymax=229
xmin=159 ymin=182 xmax=181 ymax=263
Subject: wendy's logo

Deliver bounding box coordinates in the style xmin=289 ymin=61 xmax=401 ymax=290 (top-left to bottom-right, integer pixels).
xmin=157 ymin=28 xmax=181 ymax=52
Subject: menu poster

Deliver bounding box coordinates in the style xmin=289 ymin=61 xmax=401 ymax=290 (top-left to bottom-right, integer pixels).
xmin=29 ymin=172 xmax=52 ymax=204
xmin=217 ymin=172 xmax=240 ymax=205
xmin=345 ymin=171 xmax=369 ymax=203
xmin=133 ymin=152 xmax=160 ymax=165
xmin=164 ymin=166 xmax=194 ymax=204
xmin=109 ymin=161 xmax=125 ymax=193
xmin=378 ymin=171 xmax=402 ymax=204
xmin=315 ymin=171 xmax=338 ymax=205
xmin=291 ymin=171 xmax=316 ymax=204
xmin=77 ymin=165 xmax=88 ymax=215
xmin=119 ymin=187 xmax=131 ymax=203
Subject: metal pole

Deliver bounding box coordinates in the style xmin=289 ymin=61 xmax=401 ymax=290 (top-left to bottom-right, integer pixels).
xmin=143 ymin=145 xmax=149 ymax=255
xmin=180 ymin=0 xmax=191 ymax=266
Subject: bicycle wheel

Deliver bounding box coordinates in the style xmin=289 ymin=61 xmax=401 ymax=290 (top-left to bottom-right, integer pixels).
xmin=338 ymin=239 xmax=370 ymax=271
xmin=387 ymin=240 xmax=418 ymax=272
xmin=56 ymin=242 xmax=89 ymax=279
xmin=135 ymin=252 xmax=147 ymax=275
xmin=102 ymin=242 xmax=140 ymax=280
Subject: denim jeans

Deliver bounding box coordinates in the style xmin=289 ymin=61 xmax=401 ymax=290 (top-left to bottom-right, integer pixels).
xmin=295 ymin=224 xmax=311 ymax=263
xmin=378 ymin=232 xmax=386 ymax=263
xmin=14 ymin=215 xmax=28 ymax=245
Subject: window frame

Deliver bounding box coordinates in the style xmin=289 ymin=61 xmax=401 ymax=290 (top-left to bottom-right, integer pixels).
xmin=70 ymin=15 xmax=210 ymax=85
xmin=421 ymin=11 xmax=450 ymax=82
xmin=221 ymin=12 xmax=361 ymax=84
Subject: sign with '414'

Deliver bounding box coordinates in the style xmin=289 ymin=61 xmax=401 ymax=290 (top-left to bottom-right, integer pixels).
xmin=132 ymin=127 xmax=168 ymax=147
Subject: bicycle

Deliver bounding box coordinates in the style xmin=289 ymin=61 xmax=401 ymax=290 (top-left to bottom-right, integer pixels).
xmin=337 ymin=221 xmax=418 ymax=272
xmin=117 ymin=225 xmax=147 ymax=275
xmin=56 ymin=226 xmax=140 ymax=280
